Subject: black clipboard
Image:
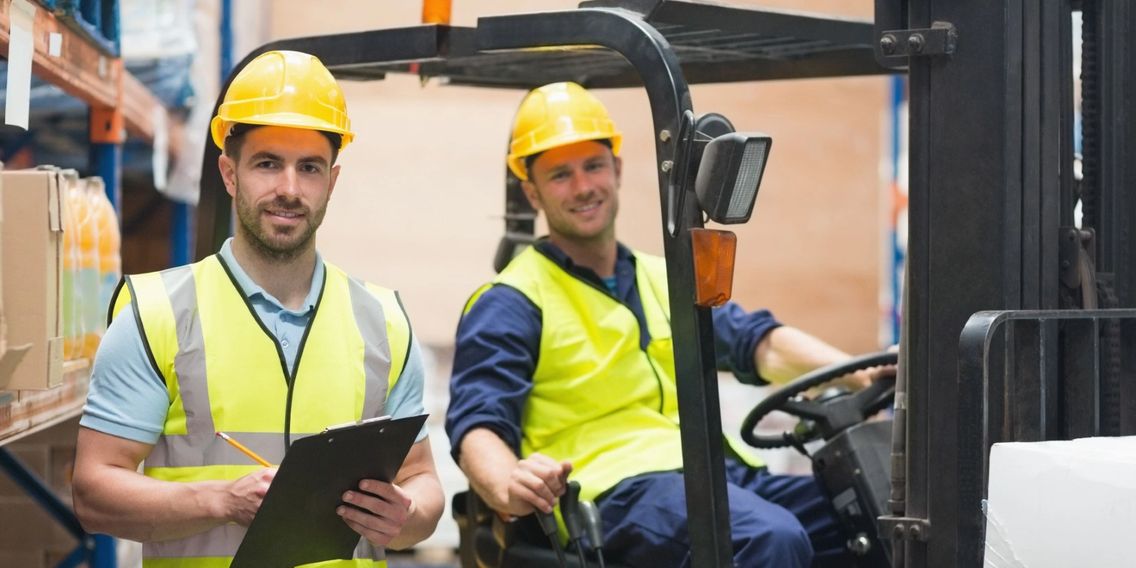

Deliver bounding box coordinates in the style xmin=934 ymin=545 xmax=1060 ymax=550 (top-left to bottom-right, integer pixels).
xmin=230 ymin=413 xmax=428 ymax=568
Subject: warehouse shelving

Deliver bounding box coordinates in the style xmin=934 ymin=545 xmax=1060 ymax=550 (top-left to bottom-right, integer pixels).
xmin=1 ymin=1 xmax=179 ymax=566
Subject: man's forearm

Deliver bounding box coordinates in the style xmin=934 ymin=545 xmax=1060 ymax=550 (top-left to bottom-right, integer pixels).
xmin=385 ymin=438 xmax=444 ymax=550
xmin=387 ymin=470 xmax=444 ymax=550
xmin=754 ymin=326 xmax=853 ymax=385
xmin=73 ymin=427 xmax=239 ymax=542
xmin=458 ymin=428 xmax=520 ymax=512
xmin=73 ymin=466 xmax=230 ymax=542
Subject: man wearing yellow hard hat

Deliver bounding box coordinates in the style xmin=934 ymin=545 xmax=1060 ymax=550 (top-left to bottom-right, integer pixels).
xmin=446 ymin=82 xmax=883 ymax=567
xmin=73 ymin=50 xmax=443 ymax=567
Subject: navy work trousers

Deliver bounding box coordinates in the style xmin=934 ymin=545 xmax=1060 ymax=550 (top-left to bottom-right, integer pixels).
xmin=594 ymin=459 xmax=850 ymax=568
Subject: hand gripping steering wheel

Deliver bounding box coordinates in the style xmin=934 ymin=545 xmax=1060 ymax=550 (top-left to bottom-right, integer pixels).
xmin=740 ymin=352 xmax=898 ymax=450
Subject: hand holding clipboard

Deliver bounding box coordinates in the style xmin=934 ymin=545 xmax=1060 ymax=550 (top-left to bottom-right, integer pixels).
xmin=229 ymin=413 xmax=428 ymax=568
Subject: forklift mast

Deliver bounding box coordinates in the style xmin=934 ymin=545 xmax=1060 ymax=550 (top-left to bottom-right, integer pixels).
xmin=194 ymin=1 xmax=1136 ymax=567
xmin=898 ymin=0 xmax=1136 ymax=566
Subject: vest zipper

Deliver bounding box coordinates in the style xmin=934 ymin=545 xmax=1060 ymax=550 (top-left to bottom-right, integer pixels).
xmin=282 ymin=293 xmax=322 ymax=447
xmin=216 ymin=257 xmax=327 ymax=451
xmin=643 ymin=349 xmax=667 ymax=414
xmin=638 ymin=268 xmax=673 ymax=414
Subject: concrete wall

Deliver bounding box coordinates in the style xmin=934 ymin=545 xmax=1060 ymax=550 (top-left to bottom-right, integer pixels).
xmin=265 ymin=0 xmax=889 ymax=355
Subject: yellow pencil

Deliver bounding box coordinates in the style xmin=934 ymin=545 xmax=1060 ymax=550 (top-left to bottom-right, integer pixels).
xmin=216 ymin=431 xmax=273 ymax=467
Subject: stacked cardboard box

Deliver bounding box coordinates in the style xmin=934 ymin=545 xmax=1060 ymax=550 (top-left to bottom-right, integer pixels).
xmin=0 ymin=167 xmax=86 ymax=566
xmin=0 ymin=163 xmax=32 ymax=387
xmin=0 ymin=167 xmax=64 ymax=391
xmin=0 ymin=417 xmax=82 ymax=568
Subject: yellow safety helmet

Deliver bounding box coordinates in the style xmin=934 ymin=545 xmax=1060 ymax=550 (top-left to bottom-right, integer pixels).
xmin=210 ymin=50 xmax=354 ymax=151
xmin=507 ymin=82 xmax=622 ymax=181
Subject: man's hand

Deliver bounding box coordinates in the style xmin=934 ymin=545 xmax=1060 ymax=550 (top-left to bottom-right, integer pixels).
xmin=222 ymin=468 xmax=276 ymax=526
xmin=841 ymin=344 xmax=899 ymax=389
xmin=840 ymin=364 xmax=897 ymax=390
xmin=501 ymin=453 xmax=572 ymax=517
xmin=457 ymin=429 xmax=573 ymax=519
xmin=338 ymin=479 xmax=414 ymax=547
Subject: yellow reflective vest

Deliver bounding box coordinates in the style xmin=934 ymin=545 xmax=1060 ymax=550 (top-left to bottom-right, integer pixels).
xmin=110 ymin=255 xmax=410 ymax=568
xmin=465 ymin=246 xmax=761 ymax=505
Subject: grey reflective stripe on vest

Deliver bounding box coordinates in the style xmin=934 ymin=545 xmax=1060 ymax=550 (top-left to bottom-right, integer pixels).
xmin=146 ymin=266 xmax=222 ymax=468
xmin=354 ymin=538 xmax=387 ymax=562
xmin=150 ymin=431 xmax=287 ymax=468
xmin=348 ymin=277 xmax=391 ymax=419
xmin=143 ymin=523 xmax=246 ymax=559
xmin=143 ymin=528 xmax=387 ymax=563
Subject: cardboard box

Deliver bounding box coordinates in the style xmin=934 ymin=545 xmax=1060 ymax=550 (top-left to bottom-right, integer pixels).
xmin=0 ymin=446 xmax=48 ymax=497
xmin=0 ymin=499 xmax=75 ymax=549
xmin=0 ymin=163 xmax=32 ymax=386
xmin=0 ymin=551 xmax=44 ymax=568
xmin=984 ymin=437 xmax=1136 ymax=567
xmin=0 ymin=168 xmax=63 ymax=390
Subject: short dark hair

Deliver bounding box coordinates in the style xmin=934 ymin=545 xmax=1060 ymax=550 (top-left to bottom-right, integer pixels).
xmin=523 ymin=138 xmax=612 ymax=180
xmin=224 ymin=123 xmax=342 ymax=164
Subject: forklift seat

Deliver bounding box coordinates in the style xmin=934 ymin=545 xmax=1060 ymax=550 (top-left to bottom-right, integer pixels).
xmin=452 ymin=490 xmax=625 ymax=568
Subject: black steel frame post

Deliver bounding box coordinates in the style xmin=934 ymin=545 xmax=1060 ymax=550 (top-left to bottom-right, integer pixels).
xmin=904 ymin=1 xmax=1071 ymax=567
xmin=1082 ymin=0 xmax=1136 ymax=433
xmin=476 ymin=10 xmax=731 ymax=567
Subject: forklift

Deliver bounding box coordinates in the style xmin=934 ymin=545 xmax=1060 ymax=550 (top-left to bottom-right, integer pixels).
xmin=194 ymin=1 xmax=1136 ymax=566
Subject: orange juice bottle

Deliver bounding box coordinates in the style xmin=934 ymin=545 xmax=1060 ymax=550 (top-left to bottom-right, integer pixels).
xmin=79 ymin=179 xmax=103 ymax=360
xmin=60 ymin=170 xmax=83 ymax=360
xmin=91 ymin=178 xmax=121 ymax=335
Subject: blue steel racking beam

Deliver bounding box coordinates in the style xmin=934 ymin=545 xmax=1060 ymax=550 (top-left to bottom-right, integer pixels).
xmin=171 ymin=0 xmax=234 ymax=266
xmin=0 ymin=448 xmax=114 ymax=567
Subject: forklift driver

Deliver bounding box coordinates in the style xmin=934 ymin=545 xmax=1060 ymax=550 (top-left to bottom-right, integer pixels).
xmin=445 ymin=82 xmax=889 ymax=568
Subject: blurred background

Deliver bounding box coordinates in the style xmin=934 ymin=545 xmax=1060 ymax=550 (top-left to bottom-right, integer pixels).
xmin=0 ymin=0 xmax=902 ymax=565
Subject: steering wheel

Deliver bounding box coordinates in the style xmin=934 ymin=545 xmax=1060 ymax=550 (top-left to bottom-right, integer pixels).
xmin=740 ymin=351 xmax=898 ymax=449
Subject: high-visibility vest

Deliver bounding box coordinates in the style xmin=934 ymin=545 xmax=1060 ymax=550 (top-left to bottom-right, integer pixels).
xmin=465 ymin=246 xmax=761 ymax=505
xmin=110 ymin=255 xmax=411 ymax=568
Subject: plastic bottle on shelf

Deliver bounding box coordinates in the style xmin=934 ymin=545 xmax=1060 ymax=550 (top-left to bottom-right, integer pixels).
xmin=78 ymin=178 xmax=103 ymax=360
xmin=60 ymin=170 xmax=84 ymax=360
xmin=91 ymin=177 xmax=121 ymax=338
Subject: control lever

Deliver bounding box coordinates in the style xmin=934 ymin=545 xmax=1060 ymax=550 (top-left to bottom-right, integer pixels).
xmin=534 ymin=510 xmax=568 ymax=567
xmin=560 ymin=481 xmax=589 ymax=567
xmin=579 ymin=500 xmax=606 ymax=568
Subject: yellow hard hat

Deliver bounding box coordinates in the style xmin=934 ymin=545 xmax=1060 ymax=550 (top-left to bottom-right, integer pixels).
xmin=210 ymin=50 xmax=354 ymax=151
xmin=507 ymin=82 xmax=622 ymax=181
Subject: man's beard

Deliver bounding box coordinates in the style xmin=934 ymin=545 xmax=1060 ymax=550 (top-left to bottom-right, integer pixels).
xmin=234 ymin=180 xmax=326 ymax=262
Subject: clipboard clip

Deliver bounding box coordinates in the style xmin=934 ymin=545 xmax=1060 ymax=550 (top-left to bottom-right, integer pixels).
xmin=322 ymin=415 xmax=392 ymax=434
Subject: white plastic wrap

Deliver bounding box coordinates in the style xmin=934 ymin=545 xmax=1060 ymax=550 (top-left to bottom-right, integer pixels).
xmin=984 ymin=437 xmax=1136 ymax=567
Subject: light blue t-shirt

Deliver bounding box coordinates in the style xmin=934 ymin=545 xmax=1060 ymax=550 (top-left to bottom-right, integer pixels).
xmin=80 ymin=239 xmax=427 ymax=444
